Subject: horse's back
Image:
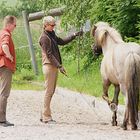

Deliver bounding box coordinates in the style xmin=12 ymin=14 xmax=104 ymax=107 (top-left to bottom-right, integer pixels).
xmin=113 ymin=42 xmax=140 ymax=82
xmin=101 ymin=42 xmax=140 ymax=85
xmin=114 ymin=42 xmax=140 ymax=63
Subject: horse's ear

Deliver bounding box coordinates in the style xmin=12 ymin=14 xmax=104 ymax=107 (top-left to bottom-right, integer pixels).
xmin=91 ymin=25 xmax=97 ymax=37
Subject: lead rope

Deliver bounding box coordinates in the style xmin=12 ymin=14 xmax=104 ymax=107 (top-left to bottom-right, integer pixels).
xmin=64 ymin=71 xmax=106 ymax=124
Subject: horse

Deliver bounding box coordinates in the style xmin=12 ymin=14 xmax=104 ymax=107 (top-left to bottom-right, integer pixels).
xmin=91 ymin=21 xmax=140 ymax=130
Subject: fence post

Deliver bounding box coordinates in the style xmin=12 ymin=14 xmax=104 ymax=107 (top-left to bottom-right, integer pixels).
xmin=22 ymin=11 xmax=38 ymax=75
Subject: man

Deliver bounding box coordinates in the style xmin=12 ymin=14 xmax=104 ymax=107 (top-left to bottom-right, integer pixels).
xmin=39 ymin=16 xmax=82 ymax=123
xmin=0 ymin=15 xmax=16 ymax=127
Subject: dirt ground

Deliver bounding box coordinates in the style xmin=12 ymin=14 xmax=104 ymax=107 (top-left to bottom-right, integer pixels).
xmin=0 ymin=87 xmax=140 ymax=140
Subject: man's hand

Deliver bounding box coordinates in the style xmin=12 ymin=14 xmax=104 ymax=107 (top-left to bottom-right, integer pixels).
xmin=2 ymin=44 xmax=13 ymax=62
xmin=8 ymin=55 xmax=14 ymax=62
xmin=74 ymin=30 xmax=83 ymax=37
xmin=59 ymin=66 xmax=67 ymax=76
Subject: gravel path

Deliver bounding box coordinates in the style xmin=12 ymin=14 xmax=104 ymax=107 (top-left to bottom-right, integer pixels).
xmin=0 ymin=87 xmax=140 ymax=140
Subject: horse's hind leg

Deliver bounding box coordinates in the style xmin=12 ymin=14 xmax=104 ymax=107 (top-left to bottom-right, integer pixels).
xmin=122 ymin=107 xmax=129 ymax=130
xmin=123 ymin=108 xmax=137 ymax=130
xmin=111 ymin=85 xmax=120 ymax=126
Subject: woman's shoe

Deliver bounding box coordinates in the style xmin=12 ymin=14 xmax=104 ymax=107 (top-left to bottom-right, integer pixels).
xmin=40 ymin=119 xmax=56 ymax=124
xmin=0 ymin=121 xmax=14 ymax=127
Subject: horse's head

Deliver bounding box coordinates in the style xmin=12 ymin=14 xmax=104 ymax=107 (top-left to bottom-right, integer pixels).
xmin=91 ymin=22 xmax=124 ymax=55
xmin=91 ymin=22 xmax=109 ymax=56
xmin=91 ymin=25 xmax=102 ymax=56
xmin=92 ymin=43 xmax=102 ymax=56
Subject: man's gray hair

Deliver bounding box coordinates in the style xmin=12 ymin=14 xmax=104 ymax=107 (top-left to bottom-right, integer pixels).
xmin=43 ymin=16 xmax=56 ymax=25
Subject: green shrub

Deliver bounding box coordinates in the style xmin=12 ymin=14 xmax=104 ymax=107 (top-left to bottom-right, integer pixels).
xmin=13 ymin=69 xmax=35 ymax=81
xmin=0 ymin=1 xmax=19 ymax=17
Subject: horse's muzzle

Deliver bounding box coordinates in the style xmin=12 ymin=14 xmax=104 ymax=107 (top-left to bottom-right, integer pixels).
xmin=92 ymin=44 xmax=102 ymax=56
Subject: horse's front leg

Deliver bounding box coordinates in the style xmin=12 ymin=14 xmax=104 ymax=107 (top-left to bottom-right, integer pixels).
xmin=102 ymin=79 xmax=111 ymax=104
xmin=111 ymin=85 xmax=120 ymax=126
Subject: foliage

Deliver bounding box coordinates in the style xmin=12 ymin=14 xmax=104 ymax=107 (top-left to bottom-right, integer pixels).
xmin=62 ymin=0 xmax=140 ymax=67
xmin=15 ymin=0 xmax=43 ymax=16
xmin=112 ymin=0 xmax=140 ymax=37
xmin=0 ymin=1 xmax=19 ymax=17
xmin=13 ymin=68 xmax=35 ymax=81
xmin=0 ymin=0 xmax=139 ymax=40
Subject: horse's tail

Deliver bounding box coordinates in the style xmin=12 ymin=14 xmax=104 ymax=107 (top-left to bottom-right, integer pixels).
xmin=125 ymin=53 xmax=140 ymax=125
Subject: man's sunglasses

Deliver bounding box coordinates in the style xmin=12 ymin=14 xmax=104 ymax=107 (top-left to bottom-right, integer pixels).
xmin=49 ymin=24 xmax=56 ymax=27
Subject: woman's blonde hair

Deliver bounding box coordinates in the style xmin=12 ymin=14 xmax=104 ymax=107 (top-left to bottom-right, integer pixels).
xmin=43 ymin=16 xmax=55 ymax=28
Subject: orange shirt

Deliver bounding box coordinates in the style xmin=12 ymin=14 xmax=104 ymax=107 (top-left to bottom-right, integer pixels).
xmin=0 ymin=29 xmax=16 ymax=72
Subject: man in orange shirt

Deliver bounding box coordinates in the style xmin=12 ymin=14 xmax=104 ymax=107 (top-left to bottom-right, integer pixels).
xmin=0 ymin=15 xmax=16 ymax=127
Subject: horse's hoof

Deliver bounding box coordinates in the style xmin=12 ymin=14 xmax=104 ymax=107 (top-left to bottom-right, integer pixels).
xmin=121 ymin=124 xmax=127 ymax=130
xmin=123 ymin=127 xmax=127 ymax=130
xmin=131 ymin=125 xmax=137 ymax=130
xmin=112 ymin=121 xmax=117 ymax=126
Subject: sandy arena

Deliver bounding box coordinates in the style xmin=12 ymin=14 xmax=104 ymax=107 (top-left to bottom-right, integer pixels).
xmin=0 ymin=87 xmax=140 ymax=140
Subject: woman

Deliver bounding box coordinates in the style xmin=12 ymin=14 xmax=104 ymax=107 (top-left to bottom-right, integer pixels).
xmin=39 ymin=16 xmax=82 ymax=123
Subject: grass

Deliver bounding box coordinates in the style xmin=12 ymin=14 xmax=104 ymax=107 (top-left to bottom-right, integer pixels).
xmin=12 ymin=69 xmax=44 ymax=90
xmin=58 ymin=61 xmax=102 ymax=96
xmin=12 ymin=81 xmax=43 ymax=90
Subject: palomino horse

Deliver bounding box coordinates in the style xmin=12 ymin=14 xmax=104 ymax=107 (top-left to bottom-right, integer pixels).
xmin=91 ymin=22 xmax=140 ymax=130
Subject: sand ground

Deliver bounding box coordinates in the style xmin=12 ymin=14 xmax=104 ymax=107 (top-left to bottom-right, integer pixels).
xmin=0 ymin=87 xmax=140 ymax=140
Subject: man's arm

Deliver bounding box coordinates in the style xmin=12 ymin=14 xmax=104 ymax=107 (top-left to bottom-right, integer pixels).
xmin=56 ymin=30 xmax=83 ymax=45
xmin=1 ymin=44 xmax=13 ymax=62
xmin=56 ymin=35 xmax=76 ymax=45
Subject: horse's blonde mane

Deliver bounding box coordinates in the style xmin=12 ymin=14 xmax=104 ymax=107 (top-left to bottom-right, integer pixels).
xmin=95 ymin=21 xmax=109 ymax=28
xmin=107 ymin=26 xmax=124 ymax=43
xmin=95 ymin=22 xmax=124 ymax=44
